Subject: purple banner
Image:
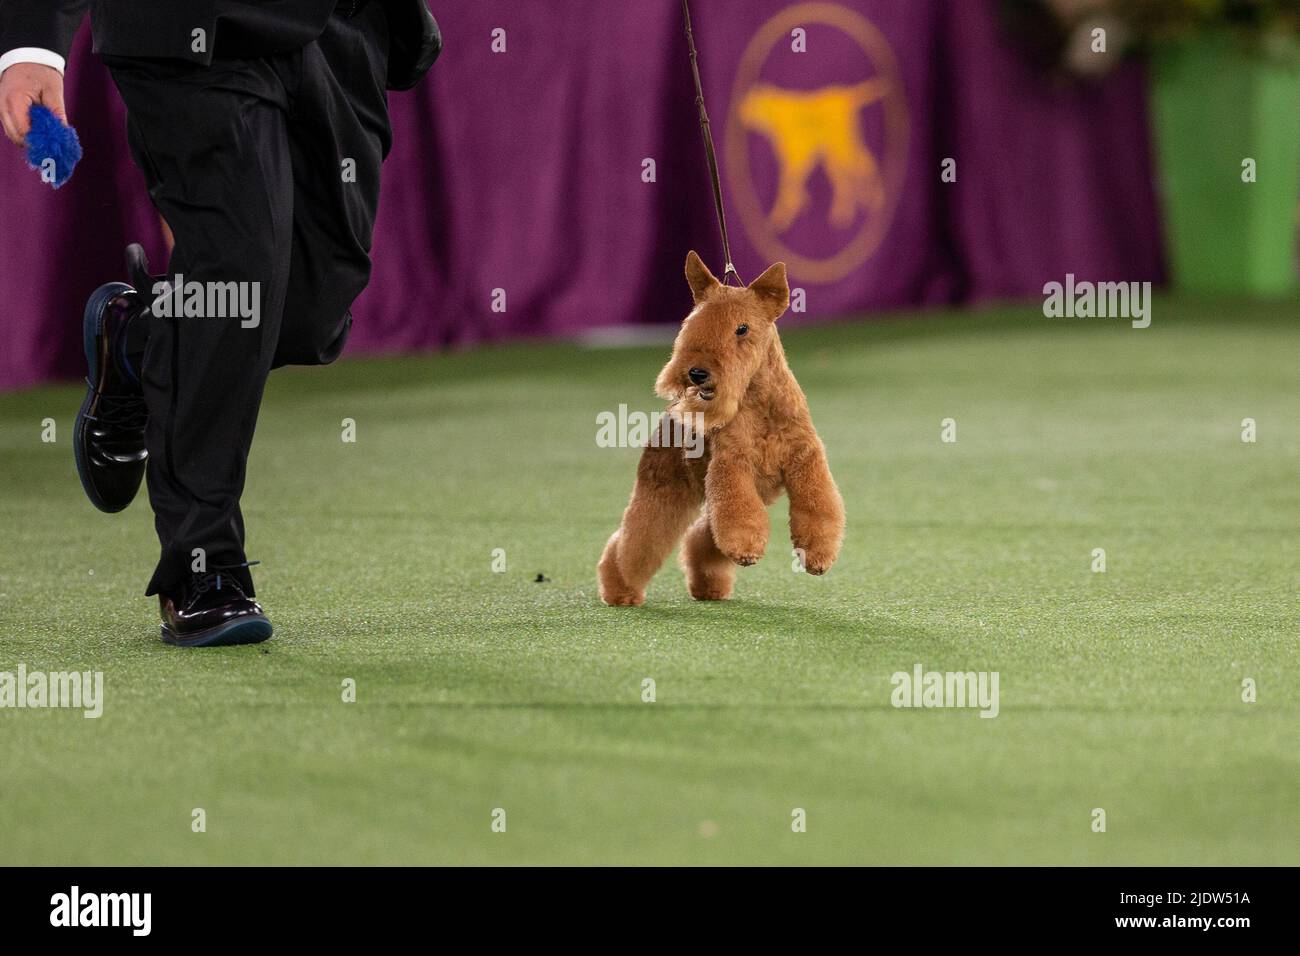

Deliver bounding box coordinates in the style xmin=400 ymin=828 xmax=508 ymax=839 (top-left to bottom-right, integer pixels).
xmin=0 ymin=1 xmax=1164 ymax=391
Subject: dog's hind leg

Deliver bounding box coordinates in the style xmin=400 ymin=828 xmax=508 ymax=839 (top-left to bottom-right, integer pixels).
xmin=680 ymin=513 xmax=736 ymax=601
xmin=599 ymin=444 xmax=700 ymax=606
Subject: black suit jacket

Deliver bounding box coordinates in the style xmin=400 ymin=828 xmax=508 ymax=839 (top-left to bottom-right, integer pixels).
xmin=0 ymin=0 xmax=439 ymax=89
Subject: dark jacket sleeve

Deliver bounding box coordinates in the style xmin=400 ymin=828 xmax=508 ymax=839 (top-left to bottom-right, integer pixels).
xmin=383 ymin=0 xmax=440 ymax=91
xmin=0 ymin=0 xmax=92 ymax=61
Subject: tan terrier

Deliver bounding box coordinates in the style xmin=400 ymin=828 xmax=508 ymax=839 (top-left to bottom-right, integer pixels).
xmin=598 ymin=251 xmax=845 ymax=606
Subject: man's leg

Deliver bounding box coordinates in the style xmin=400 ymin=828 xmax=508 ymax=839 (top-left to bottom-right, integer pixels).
xmin=274 ymin=2 xmax=391 ymax=369
xmin=106 ymin=55 xmax=294 ymax=638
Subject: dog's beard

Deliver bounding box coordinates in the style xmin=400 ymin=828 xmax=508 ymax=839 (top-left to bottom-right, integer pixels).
xmin=679 ymin=385 xmax=739 ymax=430
xmin=656 ymin=357 xmax=746 ymax=430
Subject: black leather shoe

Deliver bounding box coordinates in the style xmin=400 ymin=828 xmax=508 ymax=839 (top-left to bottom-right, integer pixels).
xmin=73 ymin=279 xmax=148 ymax=513
xmin=159 ymin=571 xmax=273 ymax=647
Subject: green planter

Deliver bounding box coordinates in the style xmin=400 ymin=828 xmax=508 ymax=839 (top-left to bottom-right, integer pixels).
xmin=1150 ymin=34 xmax=1300 ymax=296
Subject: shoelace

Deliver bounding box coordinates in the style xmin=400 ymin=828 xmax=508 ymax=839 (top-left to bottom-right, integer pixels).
xmin=188 ymin=561 xmax=261 ymax=600
xmin=84 ymin=379 xmax=148 ymax=430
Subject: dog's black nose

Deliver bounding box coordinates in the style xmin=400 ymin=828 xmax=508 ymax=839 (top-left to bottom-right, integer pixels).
xmin=688 ymin=367 xmax=710 ymax=385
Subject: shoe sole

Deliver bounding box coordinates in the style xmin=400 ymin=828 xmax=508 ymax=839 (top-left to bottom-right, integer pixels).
xmin=161 ymin=615 xmax=273 ymax=648
xmin=73 ymin=281 xmax=138 ymax=514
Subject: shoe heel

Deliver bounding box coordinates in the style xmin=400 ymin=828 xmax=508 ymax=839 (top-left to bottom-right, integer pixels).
xmin=81 ymin=282 xmax=135 ymax=382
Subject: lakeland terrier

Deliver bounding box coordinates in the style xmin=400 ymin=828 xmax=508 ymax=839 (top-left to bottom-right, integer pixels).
xmin=598 ymin=251 xmax=845 ymax=606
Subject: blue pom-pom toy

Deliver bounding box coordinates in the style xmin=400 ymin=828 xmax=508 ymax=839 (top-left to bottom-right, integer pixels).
xmin=25 ymin=104 xmax=82 ymax=189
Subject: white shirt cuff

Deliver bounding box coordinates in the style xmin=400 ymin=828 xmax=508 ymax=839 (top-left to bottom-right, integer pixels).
xmin=0 ymin=48 xmax=67 ymax=77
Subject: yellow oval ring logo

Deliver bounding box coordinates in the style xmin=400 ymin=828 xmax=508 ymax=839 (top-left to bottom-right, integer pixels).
xmin=725 ymin=3 xmax=909 ymax=283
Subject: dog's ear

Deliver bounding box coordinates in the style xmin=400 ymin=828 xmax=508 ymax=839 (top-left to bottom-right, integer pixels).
xmin=748 ymin=262 xmax=789 ymax=318
xmin=685 ymin=250 xmax=720 ymax=303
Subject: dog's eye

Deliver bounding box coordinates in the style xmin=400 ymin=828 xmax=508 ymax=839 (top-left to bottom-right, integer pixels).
xmin=735 ymin=324 xmax=749 ymax=337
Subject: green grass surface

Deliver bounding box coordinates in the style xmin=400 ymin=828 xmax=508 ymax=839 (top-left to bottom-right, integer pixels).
xmin=1 ymin=299 xmax=1297 ymax=865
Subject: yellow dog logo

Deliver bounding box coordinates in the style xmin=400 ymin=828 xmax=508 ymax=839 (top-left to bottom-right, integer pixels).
xmin=726 ymin=3 xmax=909 ymax=283
xmin=738 ymin=79 xmax=889 ymax=231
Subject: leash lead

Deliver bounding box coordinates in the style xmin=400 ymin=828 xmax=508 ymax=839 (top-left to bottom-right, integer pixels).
xmin=682 ymin=0 xmax=743 ymax=286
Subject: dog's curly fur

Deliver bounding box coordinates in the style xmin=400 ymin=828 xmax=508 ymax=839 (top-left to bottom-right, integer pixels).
xmin=598 ymin=251 xmax=845 ymax=606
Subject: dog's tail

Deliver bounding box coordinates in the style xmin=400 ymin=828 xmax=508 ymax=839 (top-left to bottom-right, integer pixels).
xmin=849 ymin=78 xmax=889 ymax=108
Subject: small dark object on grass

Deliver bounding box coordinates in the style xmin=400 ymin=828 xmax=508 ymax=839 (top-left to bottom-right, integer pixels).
xmin=534 ymin=573 xmax=550 ymax=583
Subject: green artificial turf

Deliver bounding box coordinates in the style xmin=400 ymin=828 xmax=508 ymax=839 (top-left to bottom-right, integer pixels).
xmin=0 ymin=298 xmax=1297 ymax=866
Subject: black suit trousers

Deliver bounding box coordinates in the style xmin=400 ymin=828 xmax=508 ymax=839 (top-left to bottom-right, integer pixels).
xmin=105 ymin=3 xmax=391 ymax=597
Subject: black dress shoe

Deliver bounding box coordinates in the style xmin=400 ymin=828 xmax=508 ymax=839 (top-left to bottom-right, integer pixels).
xmin=74 ymin=244 xmax=159 ymax=513
xmin=74 ymin=279 xmax=149 ymax=513
xmin=159 ymin=571 xmax=273 ymax=647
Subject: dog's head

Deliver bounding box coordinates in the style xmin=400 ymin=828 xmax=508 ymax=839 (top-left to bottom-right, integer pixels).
xmin=655 ymin=251 xmax=789 ymax=429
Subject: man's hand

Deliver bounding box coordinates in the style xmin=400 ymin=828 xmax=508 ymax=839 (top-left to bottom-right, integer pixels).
xmin=0 ymin=62 xmax=66 ymax=146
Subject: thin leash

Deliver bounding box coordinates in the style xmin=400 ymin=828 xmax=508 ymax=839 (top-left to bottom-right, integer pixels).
xmin=682 ymin=0 xmax=743 ymax=286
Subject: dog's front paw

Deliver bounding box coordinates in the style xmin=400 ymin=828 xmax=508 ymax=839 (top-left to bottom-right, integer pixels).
xmin=793 ymin=541 xmax=839 ymax=576
xmin=714 ymin=527 xmax=767 ymax=567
